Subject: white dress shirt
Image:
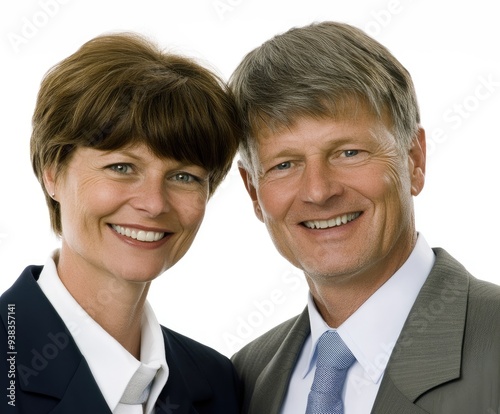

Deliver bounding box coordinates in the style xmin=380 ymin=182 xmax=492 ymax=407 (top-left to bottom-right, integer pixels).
xmin=280 ymin=234 xmax=435 ymax=414
xmin=37 ymin=251 xmax=169 ymax=414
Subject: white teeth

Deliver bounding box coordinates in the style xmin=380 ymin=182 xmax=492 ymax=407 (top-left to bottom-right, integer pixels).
xmin=303 ymin=212 xmax=361 ymax=229
xmin=111 ymin=224 xmax=165 ymax=242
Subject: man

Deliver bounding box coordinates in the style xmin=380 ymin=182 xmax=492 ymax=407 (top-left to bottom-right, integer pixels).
xmin=230 ymin=21 xmax=500 ymax=413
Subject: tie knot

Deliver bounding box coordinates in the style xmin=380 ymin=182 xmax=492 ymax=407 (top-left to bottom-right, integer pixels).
xmin=306 ymin=331 xmax=356 ymax=413
xmin=316 ymin=331 xmax=355 ymax=370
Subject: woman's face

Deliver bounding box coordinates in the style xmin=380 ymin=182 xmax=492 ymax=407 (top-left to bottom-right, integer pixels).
xmin=46 ymin=143 xmax=209 ymax=284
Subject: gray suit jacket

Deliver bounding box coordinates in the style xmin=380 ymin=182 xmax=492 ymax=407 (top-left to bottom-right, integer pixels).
xmin=232 ymin=248 xmax=500 ymax=413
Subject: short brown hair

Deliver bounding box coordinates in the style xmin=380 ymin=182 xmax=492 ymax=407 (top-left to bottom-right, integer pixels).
xmin=31 ymin=32 xmax=241 ymax=235
xmin=229 ymin=21 xmax=420 ymax=175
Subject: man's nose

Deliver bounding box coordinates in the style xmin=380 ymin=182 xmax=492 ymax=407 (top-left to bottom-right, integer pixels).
xmin=299 ymin=160 xmax=343 ymax=205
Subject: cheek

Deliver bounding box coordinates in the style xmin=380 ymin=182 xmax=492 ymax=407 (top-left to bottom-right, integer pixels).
xmin=258 ymin=191 xmax=282 ymax=222
xmin=373 ymin=161 xmax=415 ymax=226
xmin=60 ymin=179 xmax=120 ymax=231
xmin=82 ymin=183 xmax=123 ymax=220
xmin=367 ymin=156 xmax=412 ymax=199
xmin=257 ymin=178 xmax=296 ymax=218
xmin=175 ymin=193 xmax=207 ymax=229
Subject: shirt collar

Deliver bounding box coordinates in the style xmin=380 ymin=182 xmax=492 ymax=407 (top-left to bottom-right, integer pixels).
xmin=37 ymin=251 xmax=169 ymax=412
xmin=305 ymin=234 xmax=435 ymax=384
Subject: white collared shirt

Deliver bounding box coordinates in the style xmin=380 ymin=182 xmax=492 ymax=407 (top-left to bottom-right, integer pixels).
xmin=280 ymin=234 xmax=435 ymax=414
xmin=37 ymin=251 xmax=169 ymax=414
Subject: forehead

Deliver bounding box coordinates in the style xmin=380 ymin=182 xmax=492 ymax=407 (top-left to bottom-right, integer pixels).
xmin=255 ymin=110 xmax=393 ymax=149
xmin=254 ymin=96 xmax=392 ymax=139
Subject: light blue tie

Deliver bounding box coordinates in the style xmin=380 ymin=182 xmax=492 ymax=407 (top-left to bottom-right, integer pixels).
xmin=305 ymin=331 xmax=356 ymax=414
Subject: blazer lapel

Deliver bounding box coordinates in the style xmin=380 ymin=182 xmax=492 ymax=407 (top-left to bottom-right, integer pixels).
xmin=156 ymin=328 xmax=212 ymax=414
xmin=371 ymin=375 xmax=429 ymax=414
xmin=48 ymin=358 xmax=111 ymax=413
xmin=372 ymin=248 xmax=469 ymax=413
xmin=5 ymin=266 xmax=110 ymax=413
xmin=248 ymin=308 xmax=310 ymax=414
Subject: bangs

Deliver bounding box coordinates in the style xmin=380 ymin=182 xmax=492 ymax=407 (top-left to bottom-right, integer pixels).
xmin=79 ymin=75 xmax=237 ymax=176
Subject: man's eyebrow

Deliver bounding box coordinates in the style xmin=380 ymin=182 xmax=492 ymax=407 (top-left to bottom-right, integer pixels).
xmin=260 ymin=136 xmax=369 ymax=161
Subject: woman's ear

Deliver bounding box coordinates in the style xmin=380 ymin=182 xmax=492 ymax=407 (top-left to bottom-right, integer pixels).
xmin=238 ymin=161 xmax=264 ymax=222
xmin=42 ymin=165 xmax=57 ymax=200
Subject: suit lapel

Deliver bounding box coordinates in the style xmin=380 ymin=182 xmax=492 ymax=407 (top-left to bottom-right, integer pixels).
xmin=48 ymin=358 xmax=111 ymax=413
xmin=4 ymin=266 xmax=111 ymax=413
xmin=372 ymin=248 xmax=469 ymax=413
xmin=248 ymin=309 xmax=310 ymax=414
xmin=371 ymin=375 xmax=429 ymax=414
xmin=156 ymin=328 xmax=212 ymax=413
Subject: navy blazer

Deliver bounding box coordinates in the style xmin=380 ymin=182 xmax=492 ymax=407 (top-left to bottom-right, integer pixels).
xmin=0 ymin=266 xmax=241 ymax=413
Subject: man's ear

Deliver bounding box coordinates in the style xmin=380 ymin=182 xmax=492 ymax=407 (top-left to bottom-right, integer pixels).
xmin=408 ymin=127 xmax=426 ymax=196
xmin=42 ymin=165 xmax=57 ymax=200
xmin=238 ymin=161 xmax=264 ymax=222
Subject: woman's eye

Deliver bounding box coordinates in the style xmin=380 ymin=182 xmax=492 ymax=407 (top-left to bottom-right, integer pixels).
xmin=343 ymin=150 xmax=359 ymax=157
xmin=275 ymin=161 xmax=291 ymax=170
xmin=173 ymin=173 xmax=196 ymax=183
xmin=109 ymin=164 xmax=132 ymax=174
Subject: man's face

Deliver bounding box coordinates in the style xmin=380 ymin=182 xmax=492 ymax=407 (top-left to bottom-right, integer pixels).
xmin=240 ymin=109 xmax=426 ymax=287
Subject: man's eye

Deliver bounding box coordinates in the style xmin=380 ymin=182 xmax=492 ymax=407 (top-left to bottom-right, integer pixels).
xmin=343 ymin=150 xmax=359 ymax=157
xmin=275 ymin=161 xmax=291 ymax=170
xmin=109 ymin=164 xmax=132 ymax=174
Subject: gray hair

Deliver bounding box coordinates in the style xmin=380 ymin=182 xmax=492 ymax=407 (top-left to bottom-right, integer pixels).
xmin=229 ymin=21 xmax=420 ymax=175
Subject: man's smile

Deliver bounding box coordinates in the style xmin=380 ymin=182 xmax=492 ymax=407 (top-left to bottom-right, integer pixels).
xmin=302 ymin=212 xmax=361 ymax=229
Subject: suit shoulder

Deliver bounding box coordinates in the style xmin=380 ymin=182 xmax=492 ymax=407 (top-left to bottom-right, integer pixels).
xmin=232 ymin=313 xmax=302 ymax=371
xmin=161 ymin=325 xmax=233 ymax=371
xmin=236 ymin=313 xmax=301 ymax=354
xmin=434 ymin=249 xmax=500 ymax=316
xmin=469 ymin=274 xmax=500 ymax=296
xmin=0 ymin=266 xmax=42 ymax=305
xmin=160 ymin=326 xmax=241 ymax=412
xmin=468 ymin=275 xmax=500 ymax=318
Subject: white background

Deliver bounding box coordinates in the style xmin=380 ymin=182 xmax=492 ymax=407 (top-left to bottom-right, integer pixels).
xmin=1 ymin=0 xmax=499 ymax=357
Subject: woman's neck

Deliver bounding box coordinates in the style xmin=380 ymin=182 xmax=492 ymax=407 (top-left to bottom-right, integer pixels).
xmin=56 ymin=254 xmax=150 ymax=359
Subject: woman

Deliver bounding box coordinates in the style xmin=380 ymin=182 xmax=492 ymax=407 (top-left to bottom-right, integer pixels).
xmin=0 ymin=33 xmax=241 ymax=413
